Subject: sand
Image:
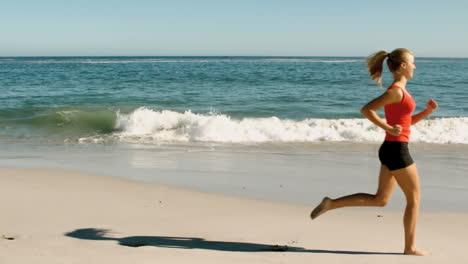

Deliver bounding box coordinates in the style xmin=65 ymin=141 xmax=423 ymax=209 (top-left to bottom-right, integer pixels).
xmin=1 ymin=167 xmax=468 ymax=264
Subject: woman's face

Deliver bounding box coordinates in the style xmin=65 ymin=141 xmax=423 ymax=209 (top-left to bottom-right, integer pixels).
xmin=401 ymin=54 xmax=416 ymax=79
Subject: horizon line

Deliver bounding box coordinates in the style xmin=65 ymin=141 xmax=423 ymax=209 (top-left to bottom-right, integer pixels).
xmin=1 ymin=55 xmax=467 ymax=59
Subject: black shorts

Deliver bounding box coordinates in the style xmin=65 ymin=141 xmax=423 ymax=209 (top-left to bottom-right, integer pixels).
xmin=378 ymin=141 xmax=414 ymax=171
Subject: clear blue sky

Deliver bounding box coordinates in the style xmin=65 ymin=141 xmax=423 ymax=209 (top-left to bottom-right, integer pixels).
xmin=1 ymin=0 xmax=467 ymax=57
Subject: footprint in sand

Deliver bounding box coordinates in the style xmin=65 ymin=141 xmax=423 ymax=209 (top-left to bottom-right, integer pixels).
xmin=2 ymin=234 xmax=18 ymax=240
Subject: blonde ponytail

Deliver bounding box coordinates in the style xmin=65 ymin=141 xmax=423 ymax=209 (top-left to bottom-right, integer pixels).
xmin=366 ymin=48 xmax=413 ymax=87
xmin=366 ymin=51 xmax=389 ymax=87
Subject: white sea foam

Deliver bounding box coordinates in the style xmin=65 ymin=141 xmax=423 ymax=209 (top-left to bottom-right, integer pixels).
xmin=24 ymin=58 xmax=360 ymax=64
xmin=78 ymin=60 xmax=211 ymax=64
xmin=28 ymin=59 xmax=184 ymax=64
xmin=321 ymin=60 xmax=360 ymax=63
xmin=261 ymin=59 xmax=360 ymax=63
xmin=25 ymin=59 xmax=240 ymax=64
xmin=112 ymin=107 xmax=468 ymax=144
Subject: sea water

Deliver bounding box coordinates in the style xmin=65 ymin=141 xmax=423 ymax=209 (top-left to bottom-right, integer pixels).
xmin=1 ymin=57 xmax=467 ymax=210
xmin=0 ymin=56 xmax=467 ymax=145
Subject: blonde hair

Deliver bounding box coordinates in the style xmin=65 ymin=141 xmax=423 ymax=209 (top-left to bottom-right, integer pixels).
xmin=366 ymin=48 xmax=412 ymax=87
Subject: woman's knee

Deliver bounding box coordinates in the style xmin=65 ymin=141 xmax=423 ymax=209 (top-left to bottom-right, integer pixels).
xmin=374 ymin=195 xmax=391 ymax=207
xmin=406 ymin=195 xmax=420 ymax=207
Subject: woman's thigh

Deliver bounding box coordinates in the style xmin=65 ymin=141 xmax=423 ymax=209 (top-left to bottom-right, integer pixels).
xmin=391 ymin=164 xmax=421 ymax=202
xmin=376 ymin=165 xmax=397 ymax=201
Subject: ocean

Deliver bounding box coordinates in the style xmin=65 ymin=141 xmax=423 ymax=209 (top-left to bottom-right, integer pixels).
xmin=1 ymin=56 xmax=467 ymax=145
xmin=1 ymin=56 xmax=467 ymax=210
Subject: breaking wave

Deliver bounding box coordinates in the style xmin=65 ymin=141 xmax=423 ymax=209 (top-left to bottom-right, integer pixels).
xmin=108 ymin=107 xmax=468 ymax=144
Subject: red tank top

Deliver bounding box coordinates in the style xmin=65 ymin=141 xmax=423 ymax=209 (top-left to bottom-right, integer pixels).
xmin=384 ymin=85 xmax=416 ymax=142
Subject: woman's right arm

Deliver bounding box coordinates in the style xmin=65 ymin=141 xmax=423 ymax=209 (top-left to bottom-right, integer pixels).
xmin=360 ymin=88 xmax=403 ymax=136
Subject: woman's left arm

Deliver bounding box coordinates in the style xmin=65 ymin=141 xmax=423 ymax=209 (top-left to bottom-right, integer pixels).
xmin=411 ymin=99 xmax=438 ymax=125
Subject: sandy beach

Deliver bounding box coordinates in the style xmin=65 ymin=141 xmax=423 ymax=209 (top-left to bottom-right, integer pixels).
xmin=1 ymin=167 xmax=467 ymax=264
xmin=2 ymin=1 xmax=467 ymax=262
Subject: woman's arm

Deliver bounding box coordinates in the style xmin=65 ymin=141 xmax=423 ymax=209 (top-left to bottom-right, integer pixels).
xmin=361 ymin=88 xmax=403 ymax=136
xmin=411 ymin=99 xmax=438 ymax=125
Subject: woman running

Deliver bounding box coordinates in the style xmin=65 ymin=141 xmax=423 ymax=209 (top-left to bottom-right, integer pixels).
xmin=310 ymin=48 xmax=438 ymax=256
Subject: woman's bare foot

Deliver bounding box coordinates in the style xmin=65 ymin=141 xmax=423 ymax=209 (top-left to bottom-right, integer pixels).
xmin=404 ymin=248 xmax=429 ymax=256
xmin=310 ymin=197 xmax=332 ymax=220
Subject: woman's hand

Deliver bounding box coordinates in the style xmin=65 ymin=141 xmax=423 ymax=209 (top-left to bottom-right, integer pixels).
xmin=426 ymin=99 xmax=438 ymax=113
xmin=411 ymin=99 xmax=438 ymax=125
xmin=386 ymin=125 xmax=402 ymax=136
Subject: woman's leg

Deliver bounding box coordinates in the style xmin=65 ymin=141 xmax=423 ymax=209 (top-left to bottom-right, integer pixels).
xmin=310 ymin=165 xmax=397 ymax=219
xmin=391 ymin=163 xmax=427 ymax=256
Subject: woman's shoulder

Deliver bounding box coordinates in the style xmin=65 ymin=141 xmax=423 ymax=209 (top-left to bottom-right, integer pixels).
xmin=384 ymin=85 xmax=404 ymax=103
xmin=387 ymin=84 xmax=404 ymax=90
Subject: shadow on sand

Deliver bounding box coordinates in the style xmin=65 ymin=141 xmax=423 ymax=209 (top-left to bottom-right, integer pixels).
xmin=65 ymin=228 xmax=401 ymax=255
